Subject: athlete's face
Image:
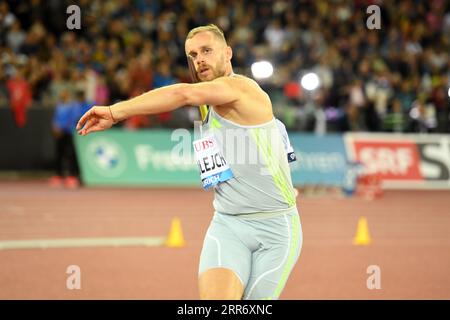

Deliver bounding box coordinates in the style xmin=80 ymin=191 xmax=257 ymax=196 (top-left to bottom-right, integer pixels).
xmin=185 ymin=31 xmax=230 ymax=82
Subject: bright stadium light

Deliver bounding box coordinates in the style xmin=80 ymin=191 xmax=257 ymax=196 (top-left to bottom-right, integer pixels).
xmin=448 ymin=87 xmax=450 ymax=98
xmin=300 ymin=72 xmax=320 ymax=91
xmin=251 ymin=61 xmax=273 ymax=79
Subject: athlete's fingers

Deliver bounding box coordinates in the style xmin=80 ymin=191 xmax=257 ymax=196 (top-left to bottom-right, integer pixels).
xmin=81 ymin=117 xmax=102 ymax=135
xmin=76 ymin=110 xmax=92 ymax=131
xmin=82 ymin=124 xmax=102 ymax=136
xmin=78 ymin=117 xmax=96 ymax=135
xmin=80 ymin=120 xmax=100 ymax=136
xmin=77 ymin=107 xmax=98 ymax=131
xmin=76 ymin=111 xmax=90 ymax=130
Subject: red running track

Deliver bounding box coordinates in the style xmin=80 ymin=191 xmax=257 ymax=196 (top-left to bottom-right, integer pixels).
xmin=0 ymin=180 xmax=449 ymax=299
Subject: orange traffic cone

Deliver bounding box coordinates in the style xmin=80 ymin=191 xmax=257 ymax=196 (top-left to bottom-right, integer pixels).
xmin=165 ymin=217 xmax=186 ymax=248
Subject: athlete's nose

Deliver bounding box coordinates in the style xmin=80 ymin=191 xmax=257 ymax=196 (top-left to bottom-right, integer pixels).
xmin=196 ymin=53 xmax=205 ymax=66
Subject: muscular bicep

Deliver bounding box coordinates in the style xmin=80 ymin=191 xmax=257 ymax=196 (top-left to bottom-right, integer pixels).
xmin=181 ymin=78 xmax=239 ymax=107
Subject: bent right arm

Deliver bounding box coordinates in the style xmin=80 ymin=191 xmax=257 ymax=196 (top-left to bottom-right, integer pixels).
xmin=77 ymin=77 xmax=240 ymax=135
xmin=109 ymin=77 xmax=239 ymax=122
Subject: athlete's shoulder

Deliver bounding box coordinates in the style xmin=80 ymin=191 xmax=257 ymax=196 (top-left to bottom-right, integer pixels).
xmin=213 ymin=73 xmax=254 ymax=86
xmin=215 ymin=74 xmax=267 ymax=95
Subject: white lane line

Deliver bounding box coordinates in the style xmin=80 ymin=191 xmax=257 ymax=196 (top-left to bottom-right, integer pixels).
xmin=0 ymin=236 xmax=166 ymax=250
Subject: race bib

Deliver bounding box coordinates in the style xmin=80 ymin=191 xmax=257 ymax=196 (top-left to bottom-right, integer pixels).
xmin=193 ymin=135 xmax=234 ymax=190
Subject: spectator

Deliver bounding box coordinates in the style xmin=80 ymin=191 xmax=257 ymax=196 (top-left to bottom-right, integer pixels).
xmin=49 ymin=89 xmax=83 ymax=188
xmin=431 ymin=85 xmax=450 ymax=133
xmin=95 ymin=74 xmax=110 ymax=106
xmin=6 ymin=66 xmax=32 ymax=128
xmin=407 ymin=94 xmax=438 ymax=133
xmin=264 ymin=19 xmax=286 ymax=52
xmin=0 ymin=2 xmax=16 ymax=30
xmin=0 ymin=0 xmax=448 ymax=134
xmin=152 ymin=60 xmax=177 ymax=126
xmin=383 ymin=98 xmax=407 ymax=133
xmin=0 ymin=59 xmax=8 ymax=106
xmin=6 ymin=21 xmax=26 ymax=53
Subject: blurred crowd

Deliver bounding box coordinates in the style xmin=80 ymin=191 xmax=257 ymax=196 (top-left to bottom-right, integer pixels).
xmin=1 ymin=0 xmax=449 ymax=133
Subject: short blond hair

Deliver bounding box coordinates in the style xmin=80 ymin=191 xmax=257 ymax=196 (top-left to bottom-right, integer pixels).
xmin=186 ymin=24 xmax=227 ymax=44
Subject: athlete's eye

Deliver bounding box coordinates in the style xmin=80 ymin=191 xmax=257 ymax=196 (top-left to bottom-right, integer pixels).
xmin=203 ymin=48 xmax=212 ymax=54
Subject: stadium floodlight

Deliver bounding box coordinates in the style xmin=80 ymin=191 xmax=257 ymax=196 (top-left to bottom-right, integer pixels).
xmin=448 ymin=87 xmax=450 ymax=98
xmin=300 ymin=72 xmax=320 ymax=91
xmin=251 ymin=61 xmax=273 ymax=79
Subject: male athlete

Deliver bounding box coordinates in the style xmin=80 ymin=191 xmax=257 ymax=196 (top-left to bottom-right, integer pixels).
xmin=77 ymin=24 xmax=302 ymax=300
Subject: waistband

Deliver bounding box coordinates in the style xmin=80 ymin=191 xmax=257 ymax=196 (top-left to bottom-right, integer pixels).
xmin=216 ymin=205 xmax=298 ymax=220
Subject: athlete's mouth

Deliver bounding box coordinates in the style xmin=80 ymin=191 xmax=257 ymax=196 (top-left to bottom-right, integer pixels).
xmin=199 ymin=67 xmax=210 ymax=75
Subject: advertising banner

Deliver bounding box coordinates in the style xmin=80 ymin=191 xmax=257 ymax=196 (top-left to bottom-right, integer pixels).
xmin=289 ymin=134 xmax=348 ymax=186
xmin=74 ymin=129 xmax=199 ymax=186
xmin=75 ymin=129 xmax=450 ymax=189
xmin=345 ymin=133 xmax=450 ymax=189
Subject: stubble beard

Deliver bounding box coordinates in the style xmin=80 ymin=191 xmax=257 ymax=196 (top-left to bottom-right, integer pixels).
xmin=199 ymin=56 xmax=226 ymax=82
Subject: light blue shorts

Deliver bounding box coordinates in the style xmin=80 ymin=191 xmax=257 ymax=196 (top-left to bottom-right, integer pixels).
xmin=198 ymin=207 xmax=303 ymax=300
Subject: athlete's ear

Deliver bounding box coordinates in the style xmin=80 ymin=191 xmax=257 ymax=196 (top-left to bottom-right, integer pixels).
xmin=226 ymin=46 xmax=232 ymax=62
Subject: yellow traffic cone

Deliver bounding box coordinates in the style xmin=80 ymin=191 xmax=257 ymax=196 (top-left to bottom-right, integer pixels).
xmin=353 ymin=216 xmax=371 ymax=245
xmin=165 ymin=217 xmax=186 ymax=248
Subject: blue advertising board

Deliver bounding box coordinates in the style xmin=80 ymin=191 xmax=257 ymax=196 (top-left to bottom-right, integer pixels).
xmin=289 ymin=134 xmax=348 ymax=186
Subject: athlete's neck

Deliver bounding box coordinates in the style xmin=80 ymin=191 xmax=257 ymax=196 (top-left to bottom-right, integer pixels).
xmin=225 ymin=70 xmax=236 ymax=78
